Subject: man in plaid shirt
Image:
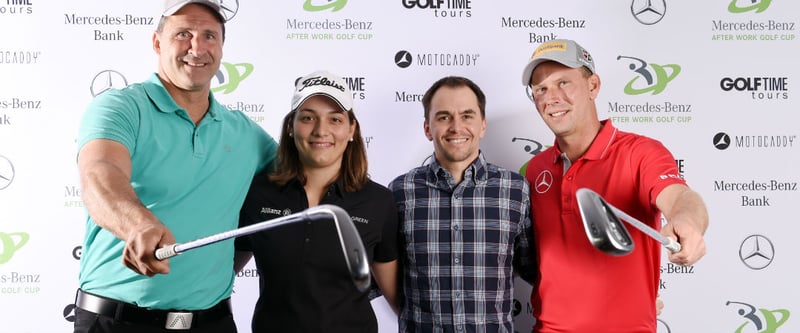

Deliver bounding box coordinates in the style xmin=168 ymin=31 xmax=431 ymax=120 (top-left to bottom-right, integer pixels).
xmin=389 ymin=76 xmax=536 ymax=333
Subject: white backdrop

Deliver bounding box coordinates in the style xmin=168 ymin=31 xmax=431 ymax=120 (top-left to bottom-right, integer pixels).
xmin=1 ymin=1 xmax=798 ymax=332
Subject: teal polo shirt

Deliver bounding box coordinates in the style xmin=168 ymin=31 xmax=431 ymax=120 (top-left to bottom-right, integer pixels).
xmin=77 ymin=73 xmax=277 ymax=310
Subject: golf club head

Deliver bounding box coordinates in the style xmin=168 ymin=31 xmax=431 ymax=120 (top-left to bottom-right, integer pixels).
xmin=306 ymin=204 xmax=371 ymax=292
xmin=575 ymin=188 xmax=634 ymax=256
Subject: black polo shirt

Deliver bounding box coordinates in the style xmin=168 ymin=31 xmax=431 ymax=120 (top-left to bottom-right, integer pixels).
xmin=235 ymin=171 xmax=399 ymax=333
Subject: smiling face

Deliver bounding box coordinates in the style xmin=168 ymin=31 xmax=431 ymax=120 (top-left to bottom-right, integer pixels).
xmin=528 ymin=61 xmax=601 ymax=141
xmin=424 ymin=85 xmax=487 ymax=174
xmin=290 ymin=95 xmax=356 ymax=172
xmin=153 ymin=4 xmax=224 ymax=94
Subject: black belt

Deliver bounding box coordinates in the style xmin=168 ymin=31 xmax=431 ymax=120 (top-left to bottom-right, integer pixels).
xmin=75 ymin=289 xmax=231 ymax=330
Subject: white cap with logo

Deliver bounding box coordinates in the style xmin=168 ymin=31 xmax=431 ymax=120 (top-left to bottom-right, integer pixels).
xmin=521 ymin=39 xmax=595 ymax=85
xmin=291 ymin=71 xmax=354 ymax=112
xmin=162 ymin=0 xmax=226 ymax=22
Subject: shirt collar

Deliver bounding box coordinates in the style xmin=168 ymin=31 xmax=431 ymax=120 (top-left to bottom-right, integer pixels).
xmin=142 ymin=73 xmax=222 ymax=121
xmin=426 ymin=151 xmax=488 ymax=185
xmin=550 ymin=119 xmax=618 ymax=164
xmin=285 ymin=176 xmax=347 ymax=200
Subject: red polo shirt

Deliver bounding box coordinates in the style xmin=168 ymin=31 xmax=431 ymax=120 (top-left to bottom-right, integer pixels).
xmin=525 ymin=120 xmax=685 ymax=333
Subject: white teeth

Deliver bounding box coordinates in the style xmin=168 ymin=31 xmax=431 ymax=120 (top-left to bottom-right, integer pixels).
xmin=448 ymin=138 xmax=467 ymax=143
xmin=551 ymin=111 xmax=566 ymax=117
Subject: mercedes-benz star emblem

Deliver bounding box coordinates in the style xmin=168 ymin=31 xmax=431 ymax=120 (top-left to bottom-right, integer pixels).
xmin=739 ymin=234 xmax=775 ymax=270
xmin=219 ymin=0 xmax=240 ymax=21
xmin=0 ymin=155 xmax=15 ymax=190
xmin=534 ymin=170 xmax=553 ymax=194
xmin=631 ymin=0 xmax=667 ymax=25
xmin=90 ymin=70 xmax=129 ymax=97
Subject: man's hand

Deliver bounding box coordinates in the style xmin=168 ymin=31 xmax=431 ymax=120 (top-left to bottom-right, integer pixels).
xmin=662 ymin=221 xmax=706 ymax=266
xmin=122 ymin=221 xmax=175 ymax=276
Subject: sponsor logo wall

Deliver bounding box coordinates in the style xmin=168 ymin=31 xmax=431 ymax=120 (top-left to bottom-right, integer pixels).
xmin=1 ymin=1 xmax=797 ymax=332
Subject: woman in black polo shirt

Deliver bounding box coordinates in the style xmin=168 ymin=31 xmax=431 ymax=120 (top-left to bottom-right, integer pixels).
xmin=234 ymin=70 xmax=399 ymax=333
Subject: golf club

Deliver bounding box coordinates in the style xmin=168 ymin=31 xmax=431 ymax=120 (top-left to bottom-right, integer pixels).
xmin=576 ymin=188 xmax=681 ymax=255
xmin=154 ymin=204 xmax=371 ymax=291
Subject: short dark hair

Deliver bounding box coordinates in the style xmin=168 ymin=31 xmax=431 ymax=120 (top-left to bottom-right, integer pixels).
xmin=421 ymin=76 xmax=486 ymax=121
xmin=155 ymin=8 xmax=226 ymax=41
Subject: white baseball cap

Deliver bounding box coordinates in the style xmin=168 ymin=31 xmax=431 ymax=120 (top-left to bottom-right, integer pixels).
xmin=162 ymin=0 xmax=226 ymax=22
xmin=291 ymin=71 xmax=354 ymax=112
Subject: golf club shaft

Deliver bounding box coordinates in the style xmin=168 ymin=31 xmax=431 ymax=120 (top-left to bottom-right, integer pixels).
xmin=155 ymin=211 xmax=312 ymax=260
xmin=605 ymin=203 xmax=682 ymax=253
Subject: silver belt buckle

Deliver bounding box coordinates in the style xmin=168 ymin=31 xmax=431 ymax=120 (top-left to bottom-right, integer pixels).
xmin=165 ymin=312 xmax=194 ymax=330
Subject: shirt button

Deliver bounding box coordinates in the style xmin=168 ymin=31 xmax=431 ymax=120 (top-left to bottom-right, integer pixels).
xmin=305 ymin=238 xmax=310 ymax=243
xmin=454 ymin=258 xmax=460 ymax=264
xmin=453 ymin=225 xmax=459 ymax=231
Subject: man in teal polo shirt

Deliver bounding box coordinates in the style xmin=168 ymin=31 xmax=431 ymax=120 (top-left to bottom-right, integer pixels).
xmin=73 ymin=1 xmax=277 ymax=332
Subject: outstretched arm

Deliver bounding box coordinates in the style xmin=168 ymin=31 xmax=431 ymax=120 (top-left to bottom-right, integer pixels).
xmin=656 ymin=184 xmax=709 ymax=266
xmin=78 ymin=139 xmax=174 ymax=276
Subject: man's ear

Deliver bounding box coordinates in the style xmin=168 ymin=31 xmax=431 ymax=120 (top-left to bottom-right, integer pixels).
xmin=588 ymin=74 xmax=601 ymax=100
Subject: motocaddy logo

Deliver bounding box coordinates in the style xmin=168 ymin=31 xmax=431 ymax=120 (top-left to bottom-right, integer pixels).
xmin=304 ymin=0 xmax=347 ymax=12
xmin=713 ymin=132 xmax=797 ymax=150
xmin=401 ymin=0 xmax=472 ymax=18
xmin=0 ymin=0 xmax=34 ymax=15
xmin=0 ymin=232 xmax=29 ymax=264
xmin=394 ymin=50 xmax=480 ymax=69
xmin=0 ymin=50 xmax=41 ymax=65
xmin=720 ymin=76 xmax=789 ymax=100
xmin=728 ymin=0 xmax=771 ymax=14
xmin=0 ymin=155 xmax=14 ymax=190
xmin=631 ymin=0 xmax=666 ymax=25
xmin=89 ymin=70 xmax=128 ymax=97
xmin=726 ymin=301 xmax=789 ymax=333
xmin=617 ymin=55 xmax=680 ymax=95
xmin=739 ymin=234 xmax=774 ymax=270
xmin=212 ymin=62 xmax=253 ymax=94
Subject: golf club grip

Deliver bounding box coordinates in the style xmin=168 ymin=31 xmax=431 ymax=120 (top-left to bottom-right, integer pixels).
xmin=155 ymin=244 xmax=178 ymax=260
xmin=664 ymin=237 xmax=682 ymax=253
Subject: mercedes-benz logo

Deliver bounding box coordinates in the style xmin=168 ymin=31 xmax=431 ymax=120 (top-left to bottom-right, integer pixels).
xmin=395 ymin=50 xmax=413 ymax=69
xmin=713 ymin=132 xmax=731 ymax=150
xmin=631 ymin=0 xmax=667 ymax=25
xmin=90 ymin=70 xmax=129 ymax=97
xmin=534 ymin=170 xmax=553 ymax=194
xmin=0 ymin=155 xmax=15 ymax=190
xmin=219 ymin=0 xmax=240 ymax=21
xmin=739 ymin=234 xmax=775 ymax=270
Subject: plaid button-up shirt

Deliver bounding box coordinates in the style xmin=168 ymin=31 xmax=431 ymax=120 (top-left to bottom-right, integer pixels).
xmin=390 ymin=153 xmax=535 ymax=333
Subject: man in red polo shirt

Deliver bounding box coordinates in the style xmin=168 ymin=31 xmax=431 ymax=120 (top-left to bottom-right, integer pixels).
xmin=520 ymin=39 xmax=709 ymax=333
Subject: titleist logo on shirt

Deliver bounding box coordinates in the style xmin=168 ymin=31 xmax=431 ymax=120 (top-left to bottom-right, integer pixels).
xmin=298 ymin=76 xmax=345 ymax=92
